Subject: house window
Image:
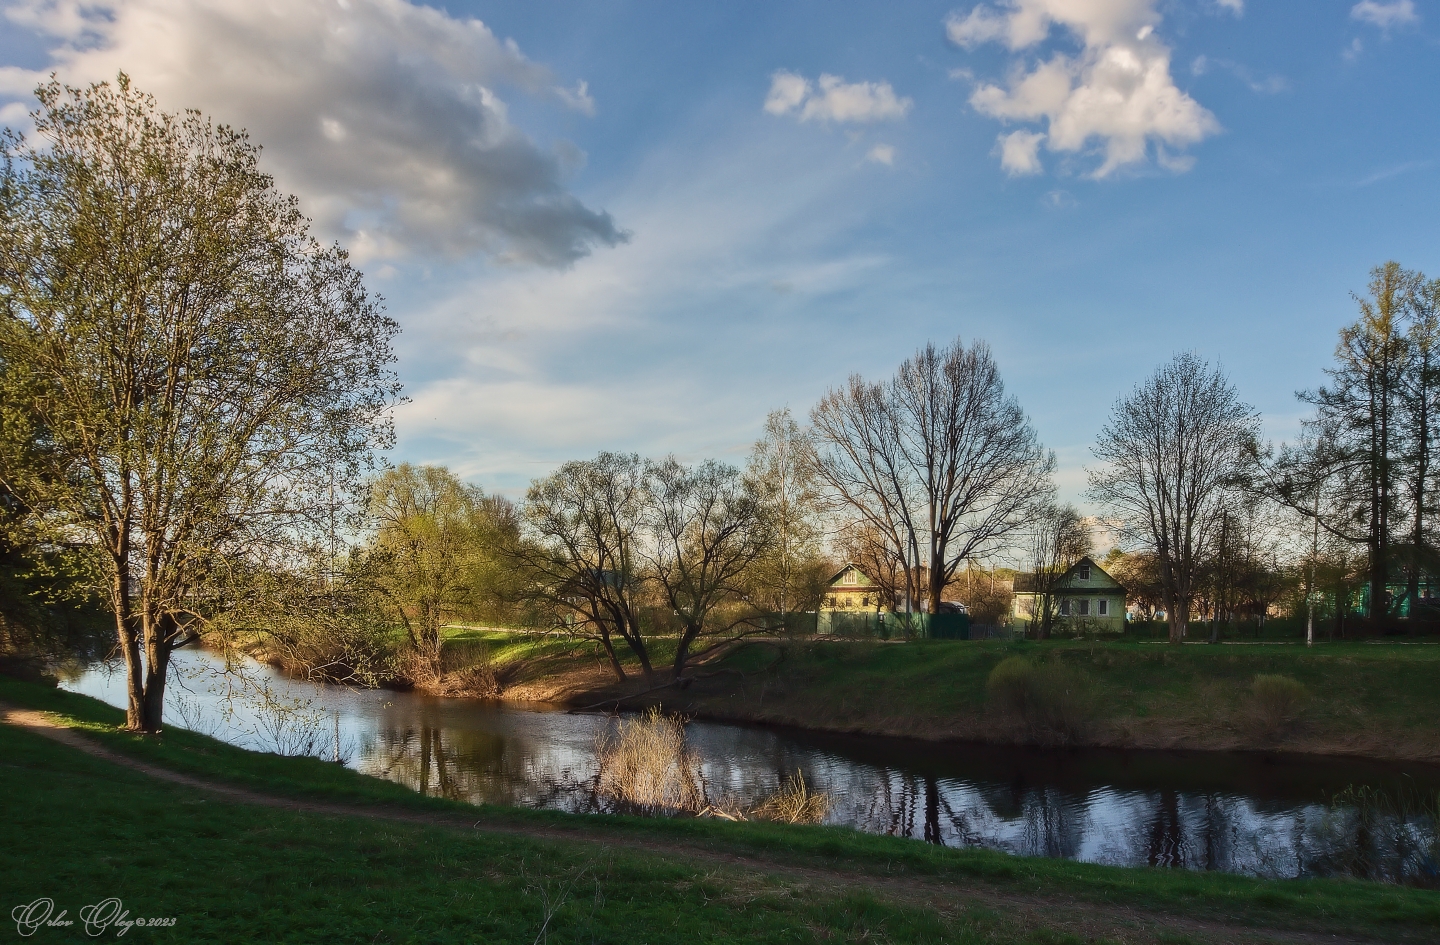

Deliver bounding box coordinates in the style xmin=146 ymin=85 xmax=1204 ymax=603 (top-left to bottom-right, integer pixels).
xmin=1078 ymin=599 xmax=1091 ymax=617
xmin=1078 ymin=565 xmax=1091 ymax=581
xmin=1098 ymin=599 xmax=1109 ymax=616
xmin=862 ymin=595 xmax=871 ymax=607
xmin=1060 ymin=599 xmax=1071 ymax=616
xmin=842 ymin=571 xmax=858 ymax=586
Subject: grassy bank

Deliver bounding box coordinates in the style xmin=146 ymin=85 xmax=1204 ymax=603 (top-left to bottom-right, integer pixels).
xmin=450 ymin=630 xmax=1440 ymax=762
xmin=2 ymin=676 xmax=1439 ymax=943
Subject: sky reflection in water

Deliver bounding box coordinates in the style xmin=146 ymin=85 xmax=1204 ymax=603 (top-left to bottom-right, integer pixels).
xmin=61 ymin=650 xmax=1440 ymax=884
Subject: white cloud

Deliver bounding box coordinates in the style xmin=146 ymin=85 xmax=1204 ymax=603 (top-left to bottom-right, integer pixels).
xmin=764 ymin=70 xmax=911 ymax=123
xmin=0 ymin=0 xmax=625 ymax=266
xmin=866 ymin=143 xmax=897 ymax=165
xmin=949 ymin=0 xmax=1219 ymax=178
xmin=1215 ymin=0 xmax=1244 ymax=15
xmin=1350 ymin=1 xmax=1419 ymax=29
xmin=997 ymin=129 xmax=1045 ymax=174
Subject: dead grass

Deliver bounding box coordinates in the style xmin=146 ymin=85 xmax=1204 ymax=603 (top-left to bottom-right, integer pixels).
xmin=750 ymin=771 xmax=830 ymax=825
xmin=595 ymin=708 xmax=705 ymax=815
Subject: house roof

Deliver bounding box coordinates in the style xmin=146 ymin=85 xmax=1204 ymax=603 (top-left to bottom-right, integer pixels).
xmin=1012 ymin=556 xmax=1127 ymax=596
xmin=826 ymin=563 xmax=876 ymax=588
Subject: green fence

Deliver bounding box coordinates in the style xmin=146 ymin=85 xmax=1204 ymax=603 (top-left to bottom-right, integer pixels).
xmin=805 ymin=611 xmax=970 ymax=640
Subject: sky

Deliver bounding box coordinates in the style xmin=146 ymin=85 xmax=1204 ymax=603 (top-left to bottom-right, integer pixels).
xmin=2 ymin=0 xmax=1438 ymax=506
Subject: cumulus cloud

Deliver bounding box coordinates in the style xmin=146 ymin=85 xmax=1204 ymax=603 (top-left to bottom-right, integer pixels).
xmin=764 ymin=70 xmax=911 ymax=123
xmin=0 ymin=0 xmax=626 ymax=266
xmin=947 ymin=0 xmax=1219 ymax=178
xmin=1351 ymin=0 xmax=1419 ymax=29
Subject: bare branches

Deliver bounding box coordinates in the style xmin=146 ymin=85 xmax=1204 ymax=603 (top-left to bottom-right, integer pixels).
xmin=1087 ymin=353 xmax=1258 ymax=643
xmin=811 ymin=337 xmax=1053 ymax=614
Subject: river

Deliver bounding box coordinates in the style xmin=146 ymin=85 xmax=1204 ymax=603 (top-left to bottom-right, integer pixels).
xmin=60 ymin=649 xmax=1440 ymax=885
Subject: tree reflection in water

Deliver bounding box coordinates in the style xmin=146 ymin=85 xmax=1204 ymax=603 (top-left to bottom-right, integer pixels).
xmin=62 ymin=652 xmax=1440 ymax=886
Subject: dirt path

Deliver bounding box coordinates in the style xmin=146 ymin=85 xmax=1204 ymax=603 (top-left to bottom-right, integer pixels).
xmin=0 ymin=704 xmax=1412 ymax=945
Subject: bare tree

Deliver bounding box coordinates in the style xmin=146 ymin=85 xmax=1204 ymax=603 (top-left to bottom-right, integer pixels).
xmin=0 ymin=77 xmax=398 ymax=731
xmin=1087 ymin=354 xmax=1258 ymax=644
xmin=811 ymin=337 xmax=1053 ymax=617
xmin=516 ymin=453 xmax=654 ymax=683
xmin=1023 ymin=503 xmax=1092 ymax=639
xmin=643 ymin=458 xmax=770 ymax=679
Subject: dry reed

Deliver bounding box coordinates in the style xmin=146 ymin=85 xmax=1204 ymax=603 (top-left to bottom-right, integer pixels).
xmin=750 ymin=770 xmax=830 ymax=825
xmin=595 ymin=708 xmax=705 ymax=814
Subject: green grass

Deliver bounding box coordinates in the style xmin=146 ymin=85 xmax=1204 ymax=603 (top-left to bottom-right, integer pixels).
xmin=435 ymin=628 xmax=1440 ymax=756
xmin=2 ymin=676 xmax=1439 ymax=943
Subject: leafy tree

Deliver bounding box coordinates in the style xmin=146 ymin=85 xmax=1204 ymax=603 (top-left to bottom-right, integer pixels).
xmin=364 ymin=465 xmax=496 ymax=680
xmin=1087 ymin=354 xmax=1258 ymax=643
xmin=743 ymin=409 xmax=826 ymax=624
xmin=0 ymin=76 xmax=398 ymax=730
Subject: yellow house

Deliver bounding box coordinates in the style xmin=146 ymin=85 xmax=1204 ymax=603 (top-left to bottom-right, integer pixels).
xmin=822 ymin=564 xmax=884 ymax=612
xmin=1011 ymin=556 xmax=1126 ymax=634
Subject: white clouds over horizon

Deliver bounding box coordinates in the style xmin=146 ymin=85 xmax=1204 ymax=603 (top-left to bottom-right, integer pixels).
xmin=0 ymin=0 xmax=626 ymax=266
xmin=764 ymin=70 xmax=912 ymax=123
xmin=947 ymin=0 xmax=1219 ymax=178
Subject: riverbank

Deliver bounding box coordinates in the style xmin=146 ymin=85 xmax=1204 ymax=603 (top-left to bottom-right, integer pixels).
xmin=456 ymin=631 xmax=1440 ymax=764
xmin=2 ymin=675 xmax=1437 ymax=944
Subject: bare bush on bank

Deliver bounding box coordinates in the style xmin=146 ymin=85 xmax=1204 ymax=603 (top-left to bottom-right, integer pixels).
xmin=594 ymin=709 xmax=831 ymax=822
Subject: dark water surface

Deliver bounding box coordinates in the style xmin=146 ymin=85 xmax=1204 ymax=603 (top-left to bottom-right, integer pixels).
xmin=62 ymin=650 xmax=1440 ymax=884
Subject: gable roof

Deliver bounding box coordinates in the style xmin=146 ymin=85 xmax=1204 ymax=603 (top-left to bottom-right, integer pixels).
xmin=826 ymin=563 xmax=876 ymax=588
xmin=1012 ymin=556 xmax=1126 ymax=595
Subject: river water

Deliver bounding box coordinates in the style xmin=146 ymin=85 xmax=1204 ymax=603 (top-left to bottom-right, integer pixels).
xmin=61 ymin=649 xmax=1440 ymax=884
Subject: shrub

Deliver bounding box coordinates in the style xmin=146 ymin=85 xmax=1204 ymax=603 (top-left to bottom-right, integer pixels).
xmin=750 ymin=771 xmax=830 ymax=825
xmin=596 ymin=709 xmax=704 ymax=815
xmin=1251 ymin=673 xmax=1309 ymax=733
xmin=986 ymin=656 xmax=1095 ymax=745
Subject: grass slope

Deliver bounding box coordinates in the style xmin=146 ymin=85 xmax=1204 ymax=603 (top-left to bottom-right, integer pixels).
xmin=2 ymin=677 xmax=1439 ymax=944
xmin=450 ymin=631 xmax=1440 ymax=759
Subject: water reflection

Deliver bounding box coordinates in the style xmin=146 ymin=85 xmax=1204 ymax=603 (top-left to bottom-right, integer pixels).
xmin=60 ymin=650 xmax=1440 ymax=884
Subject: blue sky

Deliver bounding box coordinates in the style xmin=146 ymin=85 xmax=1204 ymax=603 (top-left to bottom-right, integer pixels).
xmin=2 ymin=0 xmax=1438 ymax=505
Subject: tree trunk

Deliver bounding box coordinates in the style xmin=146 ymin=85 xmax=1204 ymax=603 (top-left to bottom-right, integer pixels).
xmin=598 ymin=630 xmax=627 ymax=682
xmin=672 ymin=628 xmax=698 ymax=681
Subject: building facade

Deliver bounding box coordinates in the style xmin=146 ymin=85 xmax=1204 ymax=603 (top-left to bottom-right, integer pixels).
xmin=1011 ymin=556 xmax=1127 ymax=634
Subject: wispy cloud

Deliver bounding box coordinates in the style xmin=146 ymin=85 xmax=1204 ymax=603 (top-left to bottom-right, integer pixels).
xmin=1357 ymin=159 xmax=1433 ymax=186
xmin=948 ymin=0 xmax=1219 ymax=178
xmin=1191 ymin=55 xmax=1288 ymax=94
xmin=0 ymin=0 xmax=625 ymax=266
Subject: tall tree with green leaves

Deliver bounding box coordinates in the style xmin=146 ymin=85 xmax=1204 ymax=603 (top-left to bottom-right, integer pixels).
xmin=365 ymin=465 xmax=496 ymax=680
xmin=743 ymin=409 xmax=826 ymax=624
xmin=0 ymin=77 xmax=398 ymax=731
xmin=1298 ymin=263 xmax=1418 ymax=625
